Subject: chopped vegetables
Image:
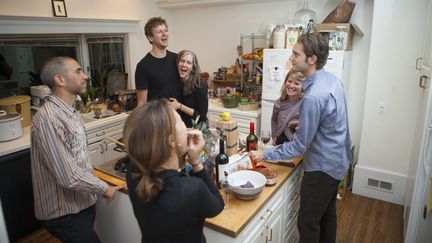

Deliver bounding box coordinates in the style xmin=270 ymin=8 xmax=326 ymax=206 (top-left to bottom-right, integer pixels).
xmin=240 ymin=181 xmax=254 ymax=188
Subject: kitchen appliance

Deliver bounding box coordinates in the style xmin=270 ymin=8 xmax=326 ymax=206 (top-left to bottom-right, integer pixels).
xmin=30 ymin=85 xmax=51 ymax=106
xmin=0 ymin=95 xmax=31 ymax=127
xmin=260 ymin=49 xmax=352 ymax=136
xmin=0 ymin=110 xmax=23 ymax=142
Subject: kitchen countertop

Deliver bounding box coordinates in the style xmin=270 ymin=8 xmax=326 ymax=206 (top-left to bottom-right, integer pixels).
xmin=0 ymin=126 xmax=31 ymax=157
xmin=0 ymin=112 xmax=129 ymax=157
xmin=208 ymin=99 xmax=261 ymax=118
xmin=93 ymin=157 xmax=302 ymax=238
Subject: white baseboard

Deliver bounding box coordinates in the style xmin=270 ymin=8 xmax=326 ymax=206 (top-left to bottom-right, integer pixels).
xmin=352 ymin=164 xmax=407 ymax=205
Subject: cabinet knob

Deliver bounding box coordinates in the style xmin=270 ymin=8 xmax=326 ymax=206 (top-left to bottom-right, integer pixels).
xmin=261 ymin=209 xmax=273 ymax=220
xmin=96 ymin=131 xmax=106 ymax=136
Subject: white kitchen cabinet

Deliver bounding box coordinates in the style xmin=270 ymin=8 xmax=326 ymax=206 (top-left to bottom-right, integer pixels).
xmin=240 ymin=189 xmax=284 ymax=243
xmin=204 ymin=166 xmax=302 ymax=243
xmin=85 ymin=113 xmax=128 ymax=166
xmin=208 ymin=102 xmax=261 ymax=136
xmin=94 ymin=192 xmax=141 ymax=243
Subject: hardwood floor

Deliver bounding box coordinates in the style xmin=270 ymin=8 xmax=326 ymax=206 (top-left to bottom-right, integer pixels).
xmin=17 ymin=191 xmax=403 ymax=243
xmin=336 ymin=191 xmax=404 ymax=243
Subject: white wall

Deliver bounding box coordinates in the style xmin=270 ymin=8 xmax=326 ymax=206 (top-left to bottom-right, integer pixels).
xmin=169 ymin=0 xmax=372 ymax=169
xmin=353 ymin=0 xmax=430 ymax=204
xmin=0 ymin=0 xmax=174 ymax=88
xmin=2 ymin=0 xmax=426 ymax=204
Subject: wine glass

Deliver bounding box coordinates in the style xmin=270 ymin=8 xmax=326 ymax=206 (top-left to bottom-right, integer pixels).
xmin=261 ymin=130 xmax=271 ymax=148
xmin=220 ymin=171 xmax=231 ymax=209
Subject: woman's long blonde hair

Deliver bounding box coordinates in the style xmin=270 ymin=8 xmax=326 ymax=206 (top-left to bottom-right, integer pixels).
xmin=280 ymin=69 xmax=305 ymax=101
xmin=123 ymin=99 xmax=177 ymax=203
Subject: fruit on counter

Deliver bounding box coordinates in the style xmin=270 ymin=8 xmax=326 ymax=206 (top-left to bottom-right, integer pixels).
xmin=242 ymin=48 xmax=264 ymax=61
xmin=220 ymin=112 xmax=232 ymax=121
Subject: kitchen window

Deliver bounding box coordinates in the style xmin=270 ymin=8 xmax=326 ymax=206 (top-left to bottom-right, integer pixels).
xmin=0 ymin=34 xmax=128 ymax=100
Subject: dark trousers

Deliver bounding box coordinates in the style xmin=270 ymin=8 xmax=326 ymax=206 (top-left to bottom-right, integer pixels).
xmin=41 ymin=205 xmax=102 ymax=243
xmin=298 ymin=171 xmax=340 ymax=243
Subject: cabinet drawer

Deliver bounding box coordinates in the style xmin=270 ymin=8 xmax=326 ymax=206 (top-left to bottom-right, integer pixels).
xmin=87 ymin=123 xmax=124 ymax=144
xmin=284 ymin=183 xmax=300 ymax=213
xmin=283 ymin=197 xmax=300 ymax=235
xmin=240 ymin=188 xmax=284 ymax=238
xmin=285 ymin=167 xmax=302 ymax=195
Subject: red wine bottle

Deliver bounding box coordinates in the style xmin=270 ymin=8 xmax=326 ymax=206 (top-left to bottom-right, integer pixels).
xmin=215 ymin=137 xmax=229 ymax=189
xmin=246 ymin=121 xmax=258 ymax=151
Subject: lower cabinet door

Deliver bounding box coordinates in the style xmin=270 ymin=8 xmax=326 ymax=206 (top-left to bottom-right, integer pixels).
xmin=88 ymin=142 xmax=105 ymax=166
xmin=242 ymin=219 xmax=267 ymax=243
xmin=266 ymin=196 xmax=284 ymax=243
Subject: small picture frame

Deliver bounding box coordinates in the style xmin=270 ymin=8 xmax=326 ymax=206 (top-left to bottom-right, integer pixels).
xmin=52 ymin=0 xmax=67 ymax=17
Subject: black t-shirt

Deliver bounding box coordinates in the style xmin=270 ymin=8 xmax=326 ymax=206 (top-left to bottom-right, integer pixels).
xmin=180 ymin=85 xmax=208 ymax=128
xmin=126 ymin=163 xmax=224 ymax=243
xmin=135 ymin=51 xmax=181 ymax=101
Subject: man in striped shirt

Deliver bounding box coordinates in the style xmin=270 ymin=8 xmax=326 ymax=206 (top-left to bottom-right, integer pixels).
xmin=31 ymin=56 xmax=120 ymax=242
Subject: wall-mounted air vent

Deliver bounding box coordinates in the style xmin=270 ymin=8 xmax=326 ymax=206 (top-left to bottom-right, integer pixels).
xmin=366 ymin=177 xmax=393 ymax=192
xmin=367 ymin=178 xmax=379 ymax=187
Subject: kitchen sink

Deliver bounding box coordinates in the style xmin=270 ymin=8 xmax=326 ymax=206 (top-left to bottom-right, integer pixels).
xmin=80 ymin=110 xmax=117 ymax=124
xmin=80 ymin=114 xmax=97 ymax=123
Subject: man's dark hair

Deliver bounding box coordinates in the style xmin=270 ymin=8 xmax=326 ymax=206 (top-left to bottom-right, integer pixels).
xmin=297 ymin=33 xmax=329 ymax=70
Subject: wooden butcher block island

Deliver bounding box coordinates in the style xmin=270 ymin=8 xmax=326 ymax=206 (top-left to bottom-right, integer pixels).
xmin=94 ymin=157 xmax=303 ymax=243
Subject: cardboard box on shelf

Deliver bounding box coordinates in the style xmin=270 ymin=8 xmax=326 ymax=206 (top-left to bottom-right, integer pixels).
xmin=315 ymin=23 xmax=363 ymax=51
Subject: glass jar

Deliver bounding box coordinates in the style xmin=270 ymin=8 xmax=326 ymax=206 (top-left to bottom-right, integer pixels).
xmin=336 ymin=26 xmax=348 ymax=51
xmin=272 ymin=24 xmax=286 ymax=49
xmin=286 ymin=26 xmax=299 ymax=49
xmin=294 ymin=0 xmax=317 ymax=29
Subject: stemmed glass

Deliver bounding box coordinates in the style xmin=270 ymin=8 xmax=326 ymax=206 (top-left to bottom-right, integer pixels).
xmin=261 ymin=130 xmax=271 ymax=148
xmin=220 ymin=171 xmax=231 ymax=209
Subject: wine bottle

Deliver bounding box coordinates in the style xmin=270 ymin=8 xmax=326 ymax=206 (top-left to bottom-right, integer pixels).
xmin=215 ymin=137 xmax=229 ymax=189
xmin=246 ymin=121 xmax=258 ymax=152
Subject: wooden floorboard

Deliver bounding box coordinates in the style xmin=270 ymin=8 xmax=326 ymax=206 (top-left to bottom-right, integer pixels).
xmin=17 ymin=191 xmax=403 ymax=243
xmin=336 ymin=191 xmax=404 ymax=243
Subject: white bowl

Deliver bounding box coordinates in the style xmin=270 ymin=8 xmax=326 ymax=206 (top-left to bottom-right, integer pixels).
xmin=228 ymin=170 xmax=266 ymax=200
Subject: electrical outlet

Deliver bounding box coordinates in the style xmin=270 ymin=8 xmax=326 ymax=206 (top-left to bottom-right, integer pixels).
xmin=378 ymin=102 xmax=385 ymax=114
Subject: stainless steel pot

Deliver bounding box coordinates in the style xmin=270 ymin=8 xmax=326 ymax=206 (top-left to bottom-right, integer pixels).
xmin=0 ymin=110 xmax=23 ymax=142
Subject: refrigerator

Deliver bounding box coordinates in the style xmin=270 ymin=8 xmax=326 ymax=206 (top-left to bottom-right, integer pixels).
xmin=260 ymin=49 xmax=351 ymax=136
xmin=404 ymin=74 xmax=432 ymax=243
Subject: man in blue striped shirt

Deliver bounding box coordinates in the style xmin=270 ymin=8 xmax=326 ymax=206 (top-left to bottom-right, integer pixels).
xmin=251 ymin=33 xmax=351 ymax=243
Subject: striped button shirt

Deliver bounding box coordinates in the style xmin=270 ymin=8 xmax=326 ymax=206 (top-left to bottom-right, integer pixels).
xmin=31 ymin=95 xmax=108 ymax=220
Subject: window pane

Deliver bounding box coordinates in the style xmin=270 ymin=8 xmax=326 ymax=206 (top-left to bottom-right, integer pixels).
xmin=0 ymin=35 xmax=79 ymax=98
xmin=87 ymin=36 xmax=126 ymax=99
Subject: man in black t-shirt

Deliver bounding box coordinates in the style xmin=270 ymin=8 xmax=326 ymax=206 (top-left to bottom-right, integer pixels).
xmin=135 ymin=17 xmax=181 ymax=107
